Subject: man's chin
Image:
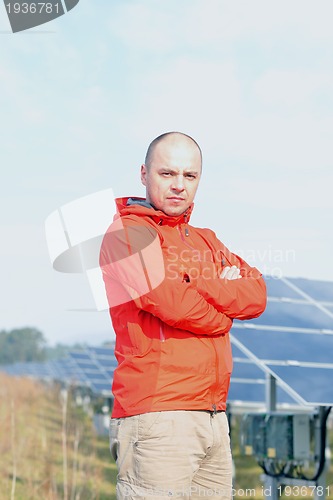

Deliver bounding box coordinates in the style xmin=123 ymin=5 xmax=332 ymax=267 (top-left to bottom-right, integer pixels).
xmin=164 ymin=205 xmax=188 ymax=217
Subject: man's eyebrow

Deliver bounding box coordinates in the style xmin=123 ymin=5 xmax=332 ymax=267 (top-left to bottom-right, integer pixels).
xmin=158 ymin=167 xmax=199 ymax=175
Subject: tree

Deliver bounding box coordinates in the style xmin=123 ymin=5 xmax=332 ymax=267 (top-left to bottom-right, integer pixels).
xmin=0 ymin=327 xmax=47 ymax=364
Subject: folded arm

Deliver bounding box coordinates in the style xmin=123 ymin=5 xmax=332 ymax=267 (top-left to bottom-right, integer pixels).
xmin=100 ymin=218 xmax=233 ymax=335
xmin=196 ymin=252 xmax=267 ymax=320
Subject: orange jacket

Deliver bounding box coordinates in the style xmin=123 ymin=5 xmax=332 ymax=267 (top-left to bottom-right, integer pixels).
xmin=100 ymin=197 xmax=267 ymax=417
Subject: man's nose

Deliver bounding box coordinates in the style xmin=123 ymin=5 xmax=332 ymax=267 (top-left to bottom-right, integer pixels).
xmin=171 ymin=175 xmax=185 ymax=191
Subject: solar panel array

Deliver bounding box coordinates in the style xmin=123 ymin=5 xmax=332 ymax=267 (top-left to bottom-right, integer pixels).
xmin=68 ymin=348 xmax=116 ymax=395
xmin=1 ymin=346 xmax=115 ymax=397
xmin=1 ymin=276 xmax=333 ymax=406
xmin=230 ymin=276 xmax=333 ymax=406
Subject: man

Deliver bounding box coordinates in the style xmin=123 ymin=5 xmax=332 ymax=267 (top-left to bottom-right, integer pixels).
xmin=100 ymin=132 xmax=266 ymax=499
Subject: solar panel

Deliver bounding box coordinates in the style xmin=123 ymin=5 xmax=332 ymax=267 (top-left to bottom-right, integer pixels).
xmin=87 ymin=346 xmax=115 ymax=357
xmin=232 ymin=359 xmax=267 ymax=379
xmin=73 ymin=359 xmax=97 ymax=369
xmin=264 ymin=365 xmax=333 ymax=406
xmin=230 ymin=346 xmax=295 ymax=405
xmin=251 ymin=301 xmax=333 ymax=329
xmin=0 ymin=359 xmax=84 ymax=384
xmin=103 ymin=368 xmax=115 ymax=378
xmin=84 ymin=372 xmax=109 ymax=382
xmin=265 ymin=277 xmax=301 ymax=299
xmin=230 ymin=276 xmax=333 ymax=406
xmin=228 ymin=381 xmax=266 ymax=403
xmin=94 ymin=357 xmax=117 ymax=368
xmin=50 ymin=359 xmax=81 ymax=380
xmin=65 ymin=349 xmax=114 ymax=396
xmin=288 ymin=277 xmax=333 ymax=302
xmin=69 ymin=352 xmax=92 ymax=360
xmin=232 ymin=327 xmax=333 ymax=364
xmin=89 ymin=381 xmax=112 ymax=394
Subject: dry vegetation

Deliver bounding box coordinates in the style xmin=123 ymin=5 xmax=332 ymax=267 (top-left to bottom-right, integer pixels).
xmin=1 ymin=374 xmax=333 ymax=500
xmin=0 ymin=374 xmax=117 ymax=500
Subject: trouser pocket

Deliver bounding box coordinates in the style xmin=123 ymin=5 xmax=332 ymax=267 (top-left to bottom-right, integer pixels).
xmin=109 ymin=418 xmax=122 ymax=462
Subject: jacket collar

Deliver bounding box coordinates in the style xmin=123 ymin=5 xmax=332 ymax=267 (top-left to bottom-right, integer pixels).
xmin=115 ymin=197 xmax=194 ymax=227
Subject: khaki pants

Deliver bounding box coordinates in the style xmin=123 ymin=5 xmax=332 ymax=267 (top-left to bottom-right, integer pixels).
xmin=109 ymin=410 xmax=233 ymax=499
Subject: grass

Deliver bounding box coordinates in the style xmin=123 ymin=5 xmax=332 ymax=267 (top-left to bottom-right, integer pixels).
xmin=1 ymin=374 xmax=332 ymax=499
xmin=0 ymin=374 xmax=117 ymax=500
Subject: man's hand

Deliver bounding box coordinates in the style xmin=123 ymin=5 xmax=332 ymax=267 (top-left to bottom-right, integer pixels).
xmin=220 ymin=265 xmax=242 ymax=280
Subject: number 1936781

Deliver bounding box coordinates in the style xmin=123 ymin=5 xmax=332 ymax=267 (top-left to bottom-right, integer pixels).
xmin=5 ymin=3 xmax=61 ymax=14
xmin=277 ymin=486 xmax=330 ymax=497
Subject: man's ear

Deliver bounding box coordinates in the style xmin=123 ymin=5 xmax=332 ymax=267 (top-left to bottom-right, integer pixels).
xmin=141 ymin=164 xmax=147 ymax=186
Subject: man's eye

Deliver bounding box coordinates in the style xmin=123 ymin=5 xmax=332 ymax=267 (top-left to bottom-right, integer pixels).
xmin=186 ymin=175 xmax=195 ymax=180
xmin=162 ymin=172 xmax=171 ymax=176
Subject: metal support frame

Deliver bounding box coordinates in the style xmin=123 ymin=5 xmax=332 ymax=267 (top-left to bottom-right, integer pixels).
xmin=262 ymin=374 xmax=329 ymax=500
xmin=313 ymin=407 xmax=329 ymax=500
xmin=263 ymin=374 xmax=279 ymax=500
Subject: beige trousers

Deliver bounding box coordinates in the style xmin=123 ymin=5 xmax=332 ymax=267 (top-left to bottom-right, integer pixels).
xmin=109 ymin=410 xmax=233 ymax=499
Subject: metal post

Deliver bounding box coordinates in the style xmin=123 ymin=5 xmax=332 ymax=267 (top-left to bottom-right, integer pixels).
xmin=314 ymin=407 xmax=328 ymax=500
xmin=264 ymin=374 xmax=279 ymax=500
xmin=266 ymin=373 xmax=276 ymax=413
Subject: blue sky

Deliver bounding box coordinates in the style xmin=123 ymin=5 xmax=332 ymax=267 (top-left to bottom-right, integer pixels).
xmin=1 ymin=0 xmax=333 ymax=345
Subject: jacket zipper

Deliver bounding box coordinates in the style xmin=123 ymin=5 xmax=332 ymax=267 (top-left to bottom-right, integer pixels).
xmin=160 ymin=211 xmax=220 ymax=410
xmin=177 ymin=223 xmax=196 ymax=252
xmin=178 ymin=225 xmax=191 ymax=247
xmin=182 ymin=211 xmax=219 ymax=409
xmin=184 ymin=213 xmax=189 ymax=237
xmin=159 ymin=324 xmax=165 ymax=342
xmin=211 ymin=338 xmax=220 ymax=415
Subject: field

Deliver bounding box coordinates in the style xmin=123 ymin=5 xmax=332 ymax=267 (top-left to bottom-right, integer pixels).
xmin=0 ymin=374 xmax=117 ymax=500
xmin=0 ymin=374 xmax=332 ymax=499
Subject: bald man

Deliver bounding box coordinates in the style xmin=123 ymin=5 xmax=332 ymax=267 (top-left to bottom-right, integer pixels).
xmin=100 ymin=132 xmax=267 ymax=499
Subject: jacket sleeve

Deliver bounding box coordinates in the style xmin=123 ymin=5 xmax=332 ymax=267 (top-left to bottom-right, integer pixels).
xmin=195 ymin=248 xmax=267 ymax=320
xmin=99 ymin=217 xmax=232 ymax=336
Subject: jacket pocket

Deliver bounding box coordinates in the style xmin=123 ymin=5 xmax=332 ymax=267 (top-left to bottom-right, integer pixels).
xmin=127 ymin=322 xmax=155 ymax=356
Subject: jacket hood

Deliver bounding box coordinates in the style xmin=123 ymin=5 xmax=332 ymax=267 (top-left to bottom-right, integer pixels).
xmin=115 ymin=196 xmax=194 ymax=227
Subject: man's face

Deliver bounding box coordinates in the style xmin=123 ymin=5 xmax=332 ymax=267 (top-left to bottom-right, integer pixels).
xmin=141 ymin=138 xmax=202 ymax=217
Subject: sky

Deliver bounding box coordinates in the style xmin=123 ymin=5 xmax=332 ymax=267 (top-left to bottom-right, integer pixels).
xmin=1 ymin=0 xmax=333 ymax=346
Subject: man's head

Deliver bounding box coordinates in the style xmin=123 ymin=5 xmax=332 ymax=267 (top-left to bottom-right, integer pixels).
xmin=141 ymin=132 xmax=202 ymax=217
